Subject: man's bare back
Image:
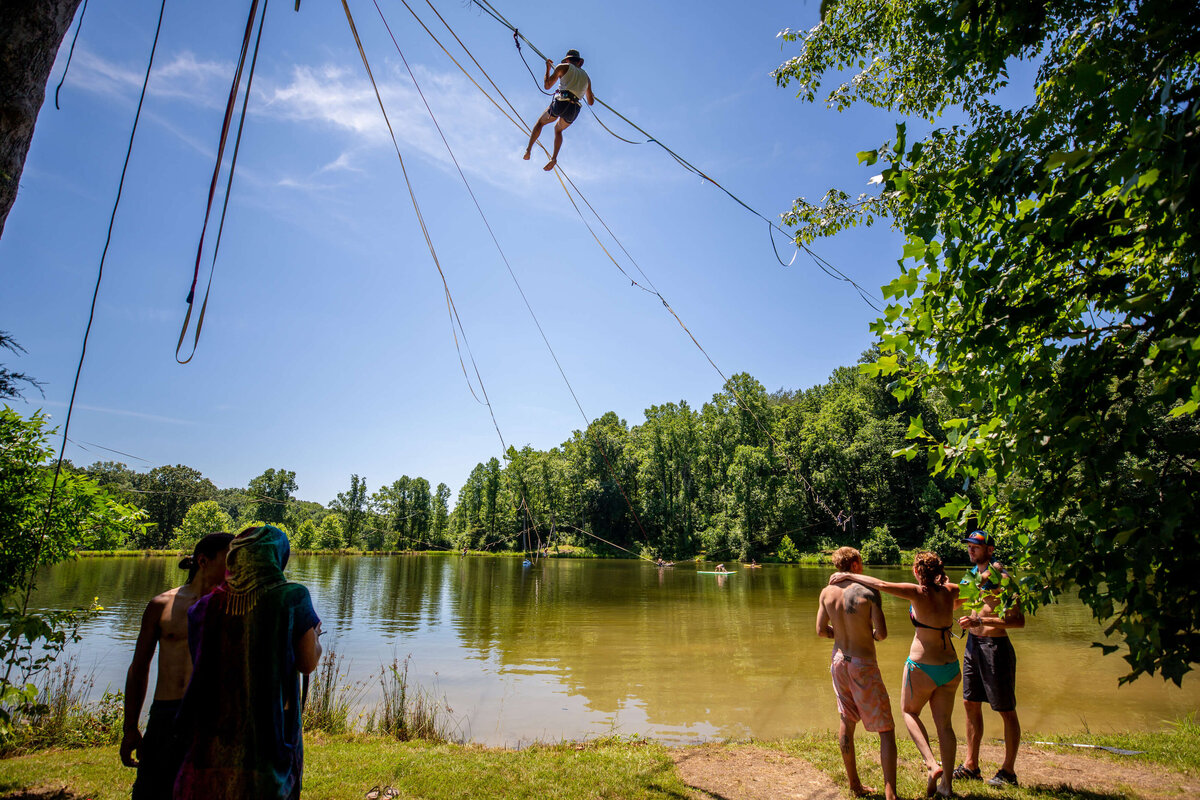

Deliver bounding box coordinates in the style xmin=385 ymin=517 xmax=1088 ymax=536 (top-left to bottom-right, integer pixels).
xmin=818 ymin=582 xmax=886 ymax=658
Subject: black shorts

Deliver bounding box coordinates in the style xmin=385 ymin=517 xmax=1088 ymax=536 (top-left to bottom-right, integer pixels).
xmin=131 ymin=699 xmax=185 ymax=800
xmin=546 ymin=95 xmax=581 ymax=124
xmin=962 ymin=633 xmax=1017 ymax=712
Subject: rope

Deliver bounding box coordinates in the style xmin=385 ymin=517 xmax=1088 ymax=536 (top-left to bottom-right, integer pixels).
xmin=401 ymin=0 xmax=846 ymax=531
xmin=53 ymin=0 xmax=90 ymax=110
xmin=176 ymin=0 xmax=270 ymax=364
xmin=17 ymin=0 xmax=169 ymax=622
xmin=466 ymin=0 xmax=882 ymax=311
xmin=513 ymin=29 xmax=552 ymax=95
xmin=175 ymin=0 xmax=263 ymax=364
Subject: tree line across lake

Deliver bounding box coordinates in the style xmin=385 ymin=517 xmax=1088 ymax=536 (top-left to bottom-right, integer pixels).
xmin=40 ymin=352 xmax=974 ymax=564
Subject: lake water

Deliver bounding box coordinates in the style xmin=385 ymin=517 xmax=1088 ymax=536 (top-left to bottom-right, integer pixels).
xmin=29 ymin=554 xmax=1200 ymax=746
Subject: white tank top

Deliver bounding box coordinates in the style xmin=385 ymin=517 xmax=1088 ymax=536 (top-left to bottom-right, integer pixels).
xmin=558 ymin=64 xmax=589 ymax=100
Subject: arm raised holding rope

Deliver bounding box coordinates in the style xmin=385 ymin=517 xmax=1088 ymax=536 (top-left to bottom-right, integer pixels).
xmin=523 ymin=49 xmax=593 ymax=171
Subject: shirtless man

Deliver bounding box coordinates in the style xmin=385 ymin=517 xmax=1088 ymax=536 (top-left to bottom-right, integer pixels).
xmin=954 ymin=529 xmax=1024 ymax=788
xmin=817 ymin=546 xmax=899 ymax=800
xmin=121 ymin=532 xmax=233 ymax=799
xmin=523 ymin=49 xmax=594 ymax=171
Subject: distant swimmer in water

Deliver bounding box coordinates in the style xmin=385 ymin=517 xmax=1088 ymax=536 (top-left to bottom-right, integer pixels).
xmin=523 ymin=49 xmax=594 ymax=171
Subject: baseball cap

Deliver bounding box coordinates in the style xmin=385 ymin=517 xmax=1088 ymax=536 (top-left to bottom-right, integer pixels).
xmin=961 ymin=529 xmax=993 ymax=546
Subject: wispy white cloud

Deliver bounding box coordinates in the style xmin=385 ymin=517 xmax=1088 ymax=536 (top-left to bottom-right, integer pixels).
xmin=27 ymin=400 xmax=197 ymax=426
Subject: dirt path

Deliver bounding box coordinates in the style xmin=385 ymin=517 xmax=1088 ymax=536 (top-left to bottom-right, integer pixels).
xmin=672 ymin=744 xmax=843 ymax=800
xmin=671 ymin=742 xmax=1200 ymax=800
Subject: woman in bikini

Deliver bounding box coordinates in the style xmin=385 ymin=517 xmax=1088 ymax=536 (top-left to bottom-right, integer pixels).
xmin=832 ymin=551 xmax=960 ymax=797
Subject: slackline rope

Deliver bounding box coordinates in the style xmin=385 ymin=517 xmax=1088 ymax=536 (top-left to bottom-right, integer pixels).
xmin=395 ymin=0 xmax=845 ymax=530
xmin=54 ymin=0 xmax=90 ymax=110
xmin=18 ymin=0 xmax=168 ymax=622
xmin=466 ymin=0 xmax=882 ymax=309
xmin=369 ymin=0 xmax=656 ymax=557
xmin=175 ymin=0 xmax=265 ymax=364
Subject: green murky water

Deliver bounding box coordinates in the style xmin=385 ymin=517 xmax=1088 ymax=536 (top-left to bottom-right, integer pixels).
xmin=30 ymin=555 xmax=1199 ymax=745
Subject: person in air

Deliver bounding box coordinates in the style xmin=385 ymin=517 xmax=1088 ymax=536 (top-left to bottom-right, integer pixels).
xmin=523 ymin=49 xmax=594 ymax=171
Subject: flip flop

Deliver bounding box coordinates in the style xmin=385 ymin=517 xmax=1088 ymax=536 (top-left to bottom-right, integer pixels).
xmin=365 ymin=787 xmax=383 ymax=799
xmin=383 ymin=788 xmax=400 ymax=798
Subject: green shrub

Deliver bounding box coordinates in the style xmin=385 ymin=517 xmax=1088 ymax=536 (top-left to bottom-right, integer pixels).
xmin=921 ymin=527 xmax=965 ymax=565
xmin=860 ymin=526 xmax=901 ymax=565
xmin=776 ymin=535 xmax=800 ymax=563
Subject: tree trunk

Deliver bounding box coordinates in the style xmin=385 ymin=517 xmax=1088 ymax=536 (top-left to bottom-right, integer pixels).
xmin=0 ymin=0 xmax=85 ymax=240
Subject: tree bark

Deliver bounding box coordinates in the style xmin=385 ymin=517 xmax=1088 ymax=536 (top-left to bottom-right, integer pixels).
xmin=0 ymin=0 xmax=85 ymax=240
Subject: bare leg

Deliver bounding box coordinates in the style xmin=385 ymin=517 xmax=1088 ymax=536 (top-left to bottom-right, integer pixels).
xmin=963 ymin=699 xmax=984 ymax=771
xmin=839 ymin=717 xmax=873 ymax=796
xmin=524 ymin=111 xmax=554 ymax=160
xmin=929 ymin=678 xmax=961 ymax=797
xmin=901 ymin=664 xmax=940 ymax=796
xmin=999 ymin=709 xmax=1020 ymax=774
xmin=545 ymin=117 xmax=570 ymax=171
xmin=879 ymin=729 xmax=899 ymax=800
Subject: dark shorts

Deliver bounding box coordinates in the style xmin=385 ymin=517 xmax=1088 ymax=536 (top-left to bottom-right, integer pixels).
xmin=131 ymin=699 xmax=185 ymax=800
xmin=546 ymin=93 xmax=581 ymax=124
xmin=962 ymin=633 xmax=1017 ymax=712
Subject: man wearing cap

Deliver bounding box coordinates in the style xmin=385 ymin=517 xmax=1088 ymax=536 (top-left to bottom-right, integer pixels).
xmin=523 ymin=49 xmax=594 ymax=171
xmin=954 ymin=529 xmax=1024 ymax=788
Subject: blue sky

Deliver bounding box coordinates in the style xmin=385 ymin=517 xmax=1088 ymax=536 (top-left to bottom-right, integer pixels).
xmin=2 ymin=0 xmax=910 ymax=505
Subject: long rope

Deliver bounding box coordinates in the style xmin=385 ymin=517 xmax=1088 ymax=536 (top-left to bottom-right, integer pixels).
xmin=53 ymin=0 xmax=90 ymax=110
xmin=405 ymin=0 xmax=845 ymax=529
xmin=176 ymin=0 xmax=270 ymax=363
xmin=381 ymin=0 xmax=660 ymax=552
xmin=175 ymin=0 xmax=263 ymax=364
xmin=18 ymin=0 xmax=169 ymax=621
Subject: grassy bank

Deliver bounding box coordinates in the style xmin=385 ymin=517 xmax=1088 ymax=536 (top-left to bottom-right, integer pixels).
xmin=1 ymin=721 xmax=1197 ymax=800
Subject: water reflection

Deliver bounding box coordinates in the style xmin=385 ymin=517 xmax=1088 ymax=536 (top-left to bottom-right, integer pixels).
xmin=29 ymin=555 xmax=1200 ymax=746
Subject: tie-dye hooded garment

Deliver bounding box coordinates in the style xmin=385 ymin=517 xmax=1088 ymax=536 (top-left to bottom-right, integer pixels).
xmin=174 ymin=525 xmax=319 ymax=800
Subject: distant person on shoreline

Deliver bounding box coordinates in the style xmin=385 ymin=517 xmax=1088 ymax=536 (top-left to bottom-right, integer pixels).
xmin=833 ymin=551 xmax=960 ymax=798
xmin=174 ymin=525 xmax=323 ymax=800
xmin=120 ymin=532 xmax=233 ymax=800
xmin=955 ymin=529 xmax=1024 ymax=788
xmin=523 ymin=49 xmax=594 ymax=171
xmin=818 ymin=546 xmax=898 ymax=800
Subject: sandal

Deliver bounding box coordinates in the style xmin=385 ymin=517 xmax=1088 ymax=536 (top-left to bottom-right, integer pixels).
xmin=366 ymin=787 xmax=383 ymax=800
xmin=951 ymin=764 xmax=981 ymax=780
xmin=986 ymin=769 xmax=1019 ymax=787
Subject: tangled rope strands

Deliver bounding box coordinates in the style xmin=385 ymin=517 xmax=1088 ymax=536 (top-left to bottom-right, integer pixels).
xmin=176 ymin=0 xmax=269 ymax=364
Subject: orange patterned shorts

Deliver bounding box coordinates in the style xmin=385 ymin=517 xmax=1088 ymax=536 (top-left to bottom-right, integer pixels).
xmin=830 ymin=650 xmax=894 ymax=732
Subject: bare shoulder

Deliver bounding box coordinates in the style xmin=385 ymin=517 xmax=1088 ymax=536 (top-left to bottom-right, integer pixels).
xmin=148 ymin=587 xmax=179 ymax=611
xmin=843 ymin=582 xmax=880 ymax=612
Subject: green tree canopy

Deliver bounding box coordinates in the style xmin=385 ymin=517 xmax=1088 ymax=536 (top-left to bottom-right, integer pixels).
xmin=246 ymin=468 xmax=297 ymax=525
xmin=776 ymin=0 xmax=1200 ymax=680
xmin=169 ymin=500 xmax=234 ymax=552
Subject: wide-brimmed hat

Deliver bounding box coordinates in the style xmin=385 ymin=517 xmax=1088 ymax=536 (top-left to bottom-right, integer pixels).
xmin=562 ymin=49 xmax=584 ymax=64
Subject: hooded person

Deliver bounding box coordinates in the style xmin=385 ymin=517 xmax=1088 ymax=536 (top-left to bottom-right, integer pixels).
xmin=173 ymin=525 xmax=323 ymax=800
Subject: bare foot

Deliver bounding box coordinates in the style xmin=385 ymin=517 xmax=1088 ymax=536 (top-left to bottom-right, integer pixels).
xmin=522 ymin=149 xmax=531 ymax=161
xmin=850 ymin=785 xmax=877 ymax=797
xmin=925 ymin=764 xmax=943 ymax=797
xmin=543 ymin=158 xmax=556 ymax=171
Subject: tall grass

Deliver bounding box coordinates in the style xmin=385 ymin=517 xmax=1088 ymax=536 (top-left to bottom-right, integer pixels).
xmin=302 ymin=648 xmax=366 ymax=734
xmin=367 ymin=656 xmax=461 ymax=744
xmin=1 ymin=656 xmax=122 ymax=755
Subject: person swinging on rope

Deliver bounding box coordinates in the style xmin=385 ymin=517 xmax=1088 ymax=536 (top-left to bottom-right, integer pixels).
xmin=523 ymin=49 xmax=594 ymax=171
